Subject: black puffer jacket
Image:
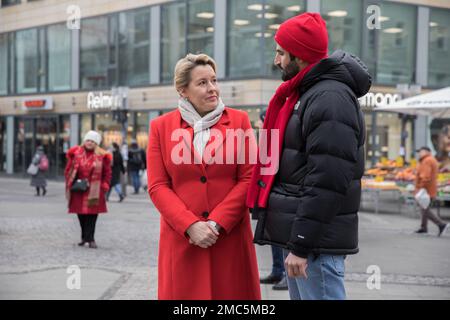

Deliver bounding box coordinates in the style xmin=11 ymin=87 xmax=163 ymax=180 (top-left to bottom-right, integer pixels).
xmin=254 ymin=50 xmax=371 ymax=258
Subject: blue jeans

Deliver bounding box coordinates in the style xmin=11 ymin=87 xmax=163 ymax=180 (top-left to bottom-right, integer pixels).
xmin=107 ymin=184 xmax=123 ymax=200
xmin=130 ymin=170 xmax=141 ymax=193
xmin=283 ymin=249 xmax=346 ymax=300
xmin=271 ymin=245 xmax=285 ymax=277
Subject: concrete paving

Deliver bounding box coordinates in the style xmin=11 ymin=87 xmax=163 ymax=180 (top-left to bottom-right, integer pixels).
xmin=0 ymin=177 xmax=449 ymax=300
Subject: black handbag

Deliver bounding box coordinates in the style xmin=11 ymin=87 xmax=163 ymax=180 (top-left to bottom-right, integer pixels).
xmin=70 ymin=179 xmax=89 ymax=192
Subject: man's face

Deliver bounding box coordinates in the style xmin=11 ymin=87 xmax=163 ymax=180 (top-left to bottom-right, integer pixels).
xmin=419 ymin=149 xmax=430 ymax=159
xmin=274 ymin=44 xmax=299 ymax=81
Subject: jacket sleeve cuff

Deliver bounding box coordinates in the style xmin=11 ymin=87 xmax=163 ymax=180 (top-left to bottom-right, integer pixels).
xmin=287 ymin=243 xmax=309 ymax=259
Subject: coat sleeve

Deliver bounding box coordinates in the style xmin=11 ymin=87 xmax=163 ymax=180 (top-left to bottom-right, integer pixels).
xmin=147 ymin=120 xmax=200 ymax=237
xmin=208 ymin=113 xmax=255 ymax=234
xmin=288 ymin=91 xmax=360 ymax=258
xmin=101 ymin=153 xmax=112 ymax=192
xmin=64 ymin=146 xmax=78 ymax=186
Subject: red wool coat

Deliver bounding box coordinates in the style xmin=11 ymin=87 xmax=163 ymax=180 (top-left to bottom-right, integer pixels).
xmin=147 ymin=107 xmax=261 ymax=300
xmin=65 ymin=146 xmax=112 ymax=214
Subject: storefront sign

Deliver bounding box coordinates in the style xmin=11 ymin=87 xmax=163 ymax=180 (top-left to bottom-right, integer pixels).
xmin=22 ymin=97 xmax=53 ymax=111
xmin=358 ymin=92 xmax=402 ymax=108
xmin=87 ymin=87 xmax=129 ymax=110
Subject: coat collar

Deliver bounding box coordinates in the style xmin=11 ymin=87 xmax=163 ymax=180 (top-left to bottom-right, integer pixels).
xmin=177 ymin=108 xmax=231 ymax=166
xmin=179 ymin=107 xmax=230 ymax=129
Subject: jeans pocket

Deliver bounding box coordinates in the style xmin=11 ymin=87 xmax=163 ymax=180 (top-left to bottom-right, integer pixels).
xmin=330 ymin=255 xmax=345 ymax=277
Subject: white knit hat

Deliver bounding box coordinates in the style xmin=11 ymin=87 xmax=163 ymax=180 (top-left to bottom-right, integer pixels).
xmin=83 ymin=130 xmax=102 ymax=145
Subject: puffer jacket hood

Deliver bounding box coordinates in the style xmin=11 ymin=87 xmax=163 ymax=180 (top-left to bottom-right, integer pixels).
xmin=301 ymin=50 xmax=372 ymax=98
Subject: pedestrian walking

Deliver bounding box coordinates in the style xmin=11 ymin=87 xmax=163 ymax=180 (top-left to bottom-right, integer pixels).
xmin=28 ymin=145 xmax=49 ymax=196
xmin=107 ymin=142 xmax=125 ymax=202
xmin=147 ymin=53 xmax=261 ymax=300
xmin=64 ymin=130 xmax=112 ymax=249
xmin=414 ymin=146 xmax=449 ymax=236
xmin=128 ymin=140 xmax=146 ymax=194
xmin=120 ymin=142 xmax=128 ymax=197
xmin=247 ymin=13 xmax=370 ymax=300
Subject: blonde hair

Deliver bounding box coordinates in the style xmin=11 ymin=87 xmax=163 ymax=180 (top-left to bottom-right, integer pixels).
xmin=174 ymin=53 xmax=217 ymax=94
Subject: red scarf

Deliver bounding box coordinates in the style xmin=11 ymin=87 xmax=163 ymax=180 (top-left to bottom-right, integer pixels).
xmin=246 ymin=62 xmax=318 ymax=208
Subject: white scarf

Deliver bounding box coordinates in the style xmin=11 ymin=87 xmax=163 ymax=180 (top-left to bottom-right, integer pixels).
xmin=178 ymin=97 xmax=225 ymax=158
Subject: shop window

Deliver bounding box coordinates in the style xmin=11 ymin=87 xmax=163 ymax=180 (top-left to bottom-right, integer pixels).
xmin=363 ymin=2 xmax=416 ymax=85
xmin=321 ymin=0 xmax=362 ymax=56
xmin=429 ymin=8 xmax=450 ymax=87
xmin=47 ymin=24 xmax=71 ymax=91
xmin=161 ymin=0 xmax=214 ymax=83
xmin=80 ymin=17 xmax=109 ymax=89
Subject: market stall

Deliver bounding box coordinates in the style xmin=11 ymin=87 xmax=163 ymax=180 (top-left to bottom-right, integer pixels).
xmin=364 ymin=87 xmax=450 ymax=214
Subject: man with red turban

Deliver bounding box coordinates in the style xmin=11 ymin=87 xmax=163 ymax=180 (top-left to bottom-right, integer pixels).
xmin=247 ymin=13 xmax=372 ymax=300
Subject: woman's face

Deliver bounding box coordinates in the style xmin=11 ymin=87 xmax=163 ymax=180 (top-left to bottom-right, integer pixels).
xmin=181 ymin=64 xmax=220 ymax=117
xmin=83 ymin=140 xmax=97 ymax=151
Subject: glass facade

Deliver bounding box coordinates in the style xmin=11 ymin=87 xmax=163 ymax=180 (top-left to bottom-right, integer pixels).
xmin=264 ymin=0 xmax=305 ymax=76
xmin=0 ymin=1 xmax=446 ymax=93
xmin=227 ymin=0 xmax=263 ymax=77
xmin=321 ymin=0 xmax=362 ymax=56
xmin=80 ymin=17 xmax=109 ymax=89
xmin=47 ymin=24 xmax=71 ymax=91
xmin=187 ymin=0 xmax=214 ymax=56
xmin=118 ymin=8 xmax=151 ymax=86
xmin=161 ymin=0 xmax=214 ymax=83
xmin=0 ymin=34 xmax=7 ymax=95
xmin=428 ymin=8 xmax=450 ymax=87
xmin=364 ymin=2 xmax=417 ymax=85
xmin=161 ymin=2 xmax=187 ymax=83
xmin=16 ymin=28 xmax=39 ymax=93
xmin=228 ymin=0 xmax=306 ymax=78
xmin=135 ymin=112 xmax=150 ymax=149
xmin=0 ymin=118 xmax=5 ymax=172
xmin=95 ymin=112 xmax=124 ymax=148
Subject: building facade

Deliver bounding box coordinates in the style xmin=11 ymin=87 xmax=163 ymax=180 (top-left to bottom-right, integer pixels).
xmin=1 ymin=0 xmax=450 ymax=177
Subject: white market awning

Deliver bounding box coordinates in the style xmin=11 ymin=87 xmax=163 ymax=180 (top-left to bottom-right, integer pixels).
xmin=377 ymin=87 xmax=450 ymax=118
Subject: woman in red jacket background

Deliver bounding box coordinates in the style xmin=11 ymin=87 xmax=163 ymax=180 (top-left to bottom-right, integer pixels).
xmin=147 ymin=53 xmax=261 ymax=300
xmin=65 ymin=130 xmax=112 ymax=249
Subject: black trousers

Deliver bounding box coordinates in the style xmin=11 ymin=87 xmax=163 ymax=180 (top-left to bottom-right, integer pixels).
xmin=77 ymin=214 xmax=98 ymax=242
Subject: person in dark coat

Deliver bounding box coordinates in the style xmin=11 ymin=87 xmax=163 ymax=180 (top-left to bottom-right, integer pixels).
xmin=247 ymin=13 xmax=371 ymax=300
xmin=128 ymin=140 xmax=146 ymax=194
xmin=107 ymin=142 xmax=125 ymax=202
xmin=29 ymin=145 xmax=48 ymax=196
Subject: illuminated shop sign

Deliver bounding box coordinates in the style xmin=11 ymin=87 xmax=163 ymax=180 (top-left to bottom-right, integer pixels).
xmin=358 ymin=92 xmax=402 ymax=108
xmin=87 ymin=87 xmax=129 ymax=110
xmin=22 ymin=97 xmax=54 ymax=111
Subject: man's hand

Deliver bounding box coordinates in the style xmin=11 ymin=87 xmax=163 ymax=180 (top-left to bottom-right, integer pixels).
xmin=285 ymin=252 xmax=308 ymax=278
xmin=186 ymin=221 xmax=219 ymax=248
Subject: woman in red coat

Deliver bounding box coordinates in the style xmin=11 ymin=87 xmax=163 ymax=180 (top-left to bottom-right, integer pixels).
xmin=65 ymin=130 xmax=112 ymax=249
xmin=147 ymin=53 xmax=261 ymax=300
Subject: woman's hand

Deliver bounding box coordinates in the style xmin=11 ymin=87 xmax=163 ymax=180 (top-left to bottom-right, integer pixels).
xmin=186 ymin=221 xmax=219 ymax=248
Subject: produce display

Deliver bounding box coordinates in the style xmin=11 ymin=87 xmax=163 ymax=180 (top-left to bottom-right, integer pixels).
xmin=363 ymin=157 xmax=450 ymax=196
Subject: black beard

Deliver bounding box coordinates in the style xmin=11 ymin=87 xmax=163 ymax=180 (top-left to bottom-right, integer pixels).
xmin=278 ymin=60 xmax=300 ymax=81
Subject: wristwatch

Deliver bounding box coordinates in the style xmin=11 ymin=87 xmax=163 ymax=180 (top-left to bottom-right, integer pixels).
xmin=207 ymin=220 xmax=221 ymax=233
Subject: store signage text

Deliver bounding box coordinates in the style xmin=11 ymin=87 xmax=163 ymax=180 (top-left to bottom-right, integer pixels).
xmin=358 ymin=92 xmax=401 ymax=108
xmin=22 ymin=97 xmax=53 ymax=111
xmin=87 ymin=91 xmax=127 ymax=110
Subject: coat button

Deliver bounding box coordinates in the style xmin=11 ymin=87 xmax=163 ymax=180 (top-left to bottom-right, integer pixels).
xmin=200 ymin=176 xmax=207 ymax=183
xmin=202 ymin=211 xmax=209 ymax=218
